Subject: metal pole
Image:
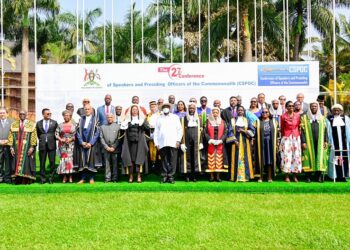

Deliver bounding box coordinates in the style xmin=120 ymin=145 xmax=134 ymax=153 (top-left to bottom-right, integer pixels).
xmin=82 ymin=0 xmax=85 ymax=61
xmin=112 ymin=0 xmax=114 ymax=63
xmin=208 ymin=0 xmax=211 ymax=62
xmin=260 ymin=0 xmax=263 ymax=62
xmin=131 ymin=0 xmax=134 ymax=63
xmin=170 ymin=0 xmax=173 ymax=63
xmin=141 ymin=0 xmax=144 ymax=63
xmin=104 ymin=0 xmax=106 ymax=63
xmin=76 ymin=0 xmax=79 ymax=63
xmin=283 ymin=0 xmax=286 ymax=61
xmin=0 ymin=0 xmax=3 ymax=106
xmin=198 ymin=0 xmax=201 ymax=63
xmin=254 ymin=0 xmax=257 ymax=62
xmin=182 ymin=0 xmax=185 ymax=63
xmin=237 ymin=0 xmax=239 ymax=62
xmin=157 ymin=0 xmax=159 ymax=63
xmin=332 ymin=0 xmax=337 ymax=103
xmin=227 ymin=0 xmax=229 ymax=62
xmin=286 ymin=0 xmax=290 ymax=61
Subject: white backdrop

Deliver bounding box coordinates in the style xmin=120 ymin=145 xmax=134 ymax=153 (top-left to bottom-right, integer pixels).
xmin=36 ymin=62 xmax=319 ymax=122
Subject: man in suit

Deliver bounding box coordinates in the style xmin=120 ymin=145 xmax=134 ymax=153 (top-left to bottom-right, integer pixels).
xmin=296 ymin=93 xmax=308 ymax=114
xmin=100 ymin=113 xmax=121 ymax=182
xmin=97 ymin=94 xmax=115 ymax=126
xmin=115 ymin=106 xmax=123 ymax=125
xmin=36 ymin=108 xmax=58 ymax=184
xmin=221 ymin=96 xmax=239 ymax=124
xmin=0 ymin=107 xmax=14 ymax=184
xmin=257 ymin=93 xmax=270 ymax=110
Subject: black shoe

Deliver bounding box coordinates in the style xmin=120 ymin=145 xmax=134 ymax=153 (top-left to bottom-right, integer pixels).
xmin=160 ymin=177 xmax=167 ymax=183
xmin=40 ymin=181 xmax=46 ymax=184
xmin=306 ymin=178 xmax=311 ymax=183
xmin=104 ymin=180 xmax=111 ymax=183
xmin=216 ymin=178 xmax=222 ymax=182
xmin=168 ymin=178 xmax=175 ymax=184
xmin=209 ymin=177 xmax=214 ymax=182
xmin=192 ymin=178 xmax=197 ymax=182
xmin=185 ymin=177 xmax=190 ymax=182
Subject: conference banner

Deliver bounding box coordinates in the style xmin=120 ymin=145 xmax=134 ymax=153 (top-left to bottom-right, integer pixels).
xmin=36 ymin=62 xmax=319 ymax=121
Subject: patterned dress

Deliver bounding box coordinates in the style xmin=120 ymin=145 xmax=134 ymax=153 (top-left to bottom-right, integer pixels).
xmin=56 ymin=122 xmax=77 ymax=174
xmin=280 ymin=112 xmax=302 ymax=173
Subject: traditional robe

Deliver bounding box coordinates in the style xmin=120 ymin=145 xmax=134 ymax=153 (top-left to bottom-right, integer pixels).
xmin=253 ymin=119 xmax=279 ymax=178
xmin=228 ymin=117 xmax=255 ymax=182
xmin=179 ymin=115 xmax=202 ymax=174
xmin=76 ymin=115 xmax=100 ymax=173
xmin=8 ymin=120 xmax=37 ymax=182
xmin=300 ymin=115 xmax=329 ymax=172
xmin=327 ymin=115 xmax=350 ymax=179
xmin=205 ymin=118 xmax=228 ymax=173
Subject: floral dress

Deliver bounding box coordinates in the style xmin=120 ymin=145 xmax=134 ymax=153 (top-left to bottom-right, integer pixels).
xmin=56 ymin=122 xmax=77 ymax=174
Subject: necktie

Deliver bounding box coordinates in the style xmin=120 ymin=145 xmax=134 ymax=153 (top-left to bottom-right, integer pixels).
xmin=106 ymin=106 xmax=109 ymax=114
xmin=45 ymin=121 xmax=49 ymax=133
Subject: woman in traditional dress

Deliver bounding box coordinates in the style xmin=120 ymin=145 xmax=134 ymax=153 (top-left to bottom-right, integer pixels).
xmin=204 ymin=107 xmax=228 ymax=182
xmin=280 ymin=100 xmax=302 ymax=182
xmin=56 ymin=110 xmax=77 ymax=183
xmin=121 ymin=105 xmax=149 ymax=183
xmin=228 ymin=106 xmax=255 ymax=182
xmin=249 ymin=97 xmax=262 ymax=118
xmin=174 ymin=100 xmax=187 ymax=118
xmin=254 ymin=108 xmax=279 ymax=182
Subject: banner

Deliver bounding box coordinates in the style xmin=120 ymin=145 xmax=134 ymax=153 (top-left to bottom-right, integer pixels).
xmin=36 ymin=62 xmax=319 ymax=121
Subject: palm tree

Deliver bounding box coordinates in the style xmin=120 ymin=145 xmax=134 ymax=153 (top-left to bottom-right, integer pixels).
xmin=41 ymin=41 xmax=79 ymax=64
xmin=4 ymin=0 xmax=60 ymax=111
xmin=276 ymin=0 xmax=350 ymax=61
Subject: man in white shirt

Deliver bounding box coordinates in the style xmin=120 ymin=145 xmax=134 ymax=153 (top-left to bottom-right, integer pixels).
xmin=154 ymin=103 xmax=183 ymax=183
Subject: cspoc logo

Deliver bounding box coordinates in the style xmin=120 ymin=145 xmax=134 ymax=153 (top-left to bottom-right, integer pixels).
xmin=82 ymin=68 xmax=102 ymax=88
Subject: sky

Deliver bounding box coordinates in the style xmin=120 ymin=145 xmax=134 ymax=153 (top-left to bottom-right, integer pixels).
xmin=59 ymin=0 xmax=154 ymax=25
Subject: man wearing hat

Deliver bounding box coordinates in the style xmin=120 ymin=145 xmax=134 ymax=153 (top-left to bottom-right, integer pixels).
xmin=327 ymin=104 xmax=350 ymax=181
xmin=154 ymin=103 xmax=183 ymax=183
xmin=146 ymin=101 xmax=161 ymax=173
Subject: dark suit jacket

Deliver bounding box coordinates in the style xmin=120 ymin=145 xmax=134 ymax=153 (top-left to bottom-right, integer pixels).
xmin=36 ymin=119 xmax=58 ymax=151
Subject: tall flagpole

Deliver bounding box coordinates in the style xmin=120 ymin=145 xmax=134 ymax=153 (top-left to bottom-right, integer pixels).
xmin=332 ymin=0 xmax=337 ymax=104
xmin=182 ymin=0 xmax=185 ymax=63
xmin=76 ymin=0 xmax=79 ymax=63
xmin=141 ymin=0 xmax=144 ymax=63
xmin=103 ymin=0 xmax=106 ymax=63
xmin=208 ymin=0 xmax=211 ymax=62
xmin=227 ymin=0 xmax=229 ymax=62
xmin=1 ymin=0 xmax=4 ymax=107
xmin=82 ymin=0 xmax=85 ymax=62
xmin=283 ymin=0 xmax=286 ymax=61
xmin=170 ymin=0 xmax=173 ymax=63
xmin=131 ymin=0 xmax=134 ymax=63
xmin=157 ymin=0 xmax=159 ymax=63
xmin=237 ymin=0 xmax=239 ymax=62
xmin=260 ymin=0 xmax=263 ymax=62
xmin=198 ymin=0 xmax=201 ymax=63
xmin=286 ymin=0 xmax=290 ymax=61
xmin=254 ymin=0 xmax=257 ymax=62
xmin=112 ymin=0 xmax=115 ymax=63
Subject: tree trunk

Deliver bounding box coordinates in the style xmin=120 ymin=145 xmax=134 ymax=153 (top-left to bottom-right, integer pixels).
xmin=242 ymin=7 xmax=252 ymax=62
xmin=293 ymin=33 xmax=300 ymax=61
xmin=21 ymin=27 xmax=29 ymax=111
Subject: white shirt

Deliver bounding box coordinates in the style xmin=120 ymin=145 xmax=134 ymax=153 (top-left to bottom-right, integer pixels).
xmin=154 ymin=113 xmax=183 ymax=149
xmin=187 ymin=115 xmax=198 ymax=127
xmin=84 ymin=115 xmax=92 ymax=129
xmin=149 ymin=113 xmax=158 ymax=128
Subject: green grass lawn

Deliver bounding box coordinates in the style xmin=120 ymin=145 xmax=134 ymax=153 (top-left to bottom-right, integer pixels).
xmin=1 ymin=176 xmax=349 ymax=249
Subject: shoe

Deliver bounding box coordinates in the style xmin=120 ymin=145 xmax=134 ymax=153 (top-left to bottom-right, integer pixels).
xmin=104 ymin=180 xmax=111 ymax=183
xmin=306 ymin=178 xmax=311 ymax=183
xmin=168 ymin=178 xmax=175 ymax=184
xmin=216 ymin=178 xmax=222 ymax=182
xmin=185 ymin=177 xmax=190 ymax=182
xmin=77 ymin=180 xmax=85 ymax=184
xmin=137 ymin=176 xmax=142 ymax=183
xmin=160 ymin=177 xmax=167 ymax=183
xmin=285 ymin=177 xmax=290 ymax=183
xmin=258 ymin=179 xmax=262 ymax=183
xmin=40 ymin=181 xmax=46 ymax=184
xmin=209 ymin=178 xmax=215 ymax=182
xmin=268 ymin=179 xmax=273 ymax=183
xmin=62 ymin=176 xmax=67 ymax=183
xmin=192 ymin=178 xmax=197 ymax=182
xmin=293 ymin=177 xmax=298 ymax=183
xmin=69 ymin=177 xmax=73 ymax=183
xmin=89 ymin=179 xmax=95 ymax=185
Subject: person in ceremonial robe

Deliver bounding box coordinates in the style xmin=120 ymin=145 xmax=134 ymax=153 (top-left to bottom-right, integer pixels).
xmin=301 ymin=102 xmax=329 ymax=182
xmin=121 ymin=105 xmax=149 ymax=183
xmin=146 ymin=101 xmax=161 ymax=173
xmin=56 ymin=110 xmax=77 ymax=183
xmin=280 ymin=101 xmax=302 ymax=182
xmin=227 ymin=106 xmax=255 ymax=182
xmin=76 ymin=105 xmax=100 ymax=184
xmin=253 ymin=108 xmax=279 ymax=182
xmin=8 ymin=110 xmax=37 ymax=184
xmin=204 ymin=107 xmax=228 ymax=182
xmin=179 ymin=103 xmax=204 ymax=182
xmin=327 ymin=104 xmax=350 ymax=182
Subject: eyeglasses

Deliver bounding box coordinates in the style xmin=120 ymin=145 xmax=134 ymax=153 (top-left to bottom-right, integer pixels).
xmin=272 ymin=103 xmax=279 ymax=105
xmin=262 ymin=111 xmax=269 ymax=114
xmin=200 ymin=100 xmax=207 ymax=102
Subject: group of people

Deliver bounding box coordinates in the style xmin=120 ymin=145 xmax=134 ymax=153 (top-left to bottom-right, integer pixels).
xmin=0 ymin=92 xmax=349 ymax=185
